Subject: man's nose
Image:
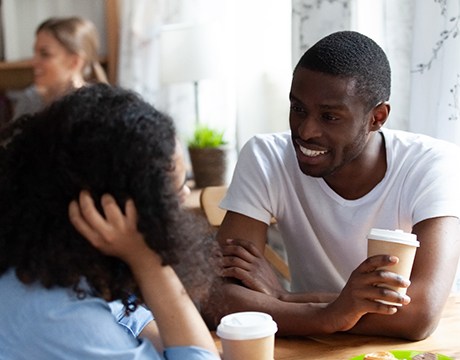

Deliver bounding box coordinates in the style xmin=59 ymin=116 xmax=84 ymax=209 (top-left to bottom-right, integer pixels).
xmin=297 ymin=116 xmax=322 ymax=139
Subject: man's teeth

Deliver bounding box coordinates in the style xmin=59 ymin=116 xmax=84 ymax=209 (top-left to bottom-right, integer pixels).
xmin=300 ymin=146 xmax=327 ymax=157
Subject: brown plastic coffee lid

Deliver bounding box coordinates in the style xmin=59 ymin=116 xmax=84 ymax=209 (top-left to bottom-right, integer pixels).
xmin=368 ymin=228 xmax=419 ymax=247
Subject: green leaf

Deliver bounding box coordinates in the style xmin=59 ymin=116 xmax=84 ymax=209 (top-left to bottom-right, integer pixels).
xmin=188 ymin=125 xmax=227 ymax=148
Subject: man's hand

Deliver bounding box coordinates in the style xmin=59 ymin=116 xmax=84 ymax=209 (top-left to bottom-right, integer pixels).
xmin=220 ymin=238 xmax=288 ymax=298
xmin=324 ymin=254 xmax=411 ymax=332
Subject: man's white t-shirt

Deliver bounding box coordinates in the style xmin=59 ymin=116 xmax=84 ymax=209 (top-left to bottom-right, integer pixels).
xmin=221 ymin=128 xmax=460 ymax=293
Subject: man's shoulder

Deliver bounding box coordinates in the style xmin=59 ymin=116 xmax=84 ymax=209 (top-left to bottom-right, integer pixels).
xmin=245 ymin=131 xmax=291 ymax=150
xmin=235 ymin=131 xmax=298 ymax=179
xmin=382 ymin=128 xmax=460 ymax=157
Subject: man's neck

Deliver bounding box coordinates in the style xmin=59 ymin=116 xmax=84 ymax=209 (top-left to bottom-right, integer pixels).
xmin=324 ymin=132 xmax=387 ymax=200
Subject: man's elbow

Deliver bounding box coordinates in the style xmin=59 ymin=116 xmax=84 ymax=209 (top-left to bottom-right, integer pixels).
xmin=396 ymin=310 xmax=441 ymax=341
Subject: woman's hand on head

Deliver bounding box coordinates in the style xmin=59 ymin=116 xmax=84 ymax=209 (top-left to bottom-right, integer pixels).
xmin=68 ymin=190 xmax=152 ymax=265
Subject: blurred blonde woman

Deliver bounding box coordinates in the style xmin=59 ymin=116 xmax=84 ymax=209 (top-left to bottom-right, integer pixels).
xmin=12 ymin=16 xmax=108 ymax=120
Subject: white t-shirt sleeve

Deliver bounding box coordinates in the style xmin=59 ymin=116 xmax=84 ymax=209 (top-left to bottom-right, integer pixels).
xmin=400 ymin=139 xmax=460 ymax=224
xmin=221 ymin=136 xmax=277 ymax=225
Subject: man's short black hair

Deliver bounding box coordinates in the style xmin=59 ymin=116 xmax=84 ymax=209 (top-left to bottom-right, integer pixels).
xmin=295 ymin=31 xmax=391 ymax=110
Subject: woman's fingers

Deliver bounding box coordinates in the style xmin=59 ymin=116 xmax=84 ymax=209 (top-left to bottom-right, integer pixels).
xmin=78 ymin=191 xmax=112 ymax=235
xmin=124 ymin=198 xmax=138 ymax=225
xmin=69 ymin=191 xmax=147 ymax=262
xmin=68 ymin=199 xmax=102 ymax=247
xmin=99 ymin=193 xmax=125 ymax=230
xmin=69 ymin=191 xmax=119 ymax=248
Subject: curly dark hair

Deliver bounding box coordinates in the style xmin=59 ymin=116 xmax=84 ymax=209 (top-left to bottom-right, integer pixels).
xmin=0 ymin=83 xmax=217 ymax=310
xmin=295 ymin=31 xmax=391 ymax=111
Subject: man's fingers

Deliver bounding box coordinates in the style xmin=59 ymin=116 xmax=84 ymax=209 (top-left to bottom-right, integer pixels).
xmin=223 ymin=238 xmax=264 ymax=259
xmin=360 ymin=254 xmax=399 ymax=273
xmin=221 ymin=245 xmax=255 ymax=263
xmin=221 ymin=255 xmax=252 ymax=271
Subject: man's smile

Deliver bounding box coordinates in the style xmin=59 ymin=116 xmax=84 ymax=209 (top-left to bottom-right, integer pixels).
xmin=299 ymin=145 xmax=328 ymax=157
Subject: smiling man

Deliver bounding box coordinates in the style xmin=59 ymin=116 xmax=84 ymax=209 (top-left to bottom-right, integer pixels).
xmin=205 ymin=31 xmax=460 ymax=340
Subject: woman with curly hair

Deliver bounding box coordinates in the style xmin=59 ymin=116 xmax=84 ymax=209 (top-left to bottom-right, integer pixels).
xmin=0 ymin=83 xmax=220 ymax=359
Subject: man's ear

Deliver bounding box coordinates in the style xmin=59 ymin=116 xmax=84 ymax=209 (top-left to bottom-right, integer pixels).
xmin=369 ymin=102 xmax=390 ymax=131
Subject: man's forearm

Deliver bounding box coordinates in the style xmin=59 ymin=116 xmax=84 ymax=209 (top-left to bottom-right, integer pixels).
xmin=202 ymin=282 xmax=333 ymax=335
xmin=202 ymin=280 xmax=445 ymax=339
xmin=278 ymin=291 xmax=338 ymax=303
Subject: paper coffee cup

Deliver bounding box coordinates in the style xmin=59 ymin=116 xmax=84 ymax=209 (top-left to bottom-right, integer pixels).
xmin=216 ymin=311 xmax=278 ymax=360
xmin=367 ymin=228 xmax=419 ymax=306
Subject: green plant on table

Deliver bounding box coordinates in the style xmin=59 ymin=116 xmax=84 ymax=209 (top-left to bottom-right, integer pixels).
xmin=188 ymin=124 xmax=227 ymax=149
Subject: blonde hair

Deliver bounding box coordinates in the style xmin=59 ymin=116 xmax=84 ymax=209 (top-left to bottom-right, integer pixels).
xmin=37 ymin=17 xmax=108 ymax=84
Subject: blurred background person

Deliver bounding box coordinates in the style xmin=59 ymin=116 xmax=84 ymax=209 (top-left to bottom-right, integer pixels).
xmin=10 ymin=16 xmax=107 ymax=120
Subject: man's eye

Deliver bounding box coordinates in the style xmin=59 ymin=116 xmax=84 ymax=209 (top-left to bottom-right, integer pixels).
xmin=322 ymin=113 xmax=340 ymax=122
xmin=290 ymin=104 xmax=306 ymax=114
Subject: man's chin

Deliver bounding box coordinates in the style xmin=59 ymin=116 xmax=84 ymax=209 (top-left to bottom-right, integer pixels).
xmin=298 ymin=166 xmax=322 ymax=178
xmin=297 ymin=163 xmax=334 ymax=178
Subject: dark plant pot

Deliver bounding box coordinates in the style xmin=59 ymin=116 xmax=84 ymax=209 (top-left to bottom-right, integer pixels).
xmin=188 ymin=146 xmax=229 ymax=188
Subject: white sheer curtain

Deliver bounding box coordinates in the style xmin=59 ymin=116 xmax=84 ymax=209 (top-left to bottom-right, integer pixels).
xmin=116 ymin=0 xmax=239 ymax=182
xmin=116 ymin=0 xmax=292 ymax=158
xmin=292 ymin=0 xmax=351 ymax=67
xmin=408 ymin=0 xmax=460 ymax=144
xmin=117 ymin=0 xmax=233 ymax=142
xmin=117 ymin=0 xmax=163 ymax=105
xmin=291 ymin=0 xmax=415 ymax=132
xmin=233 ymin=0 xmax=292 ymax=149
xmin=392 ymin=0 xmax=460 ymax=292
xmin=409 ymin=0 xmax=460 ymax=291
xmin=352 ymin=0 xmax=414 ymax=132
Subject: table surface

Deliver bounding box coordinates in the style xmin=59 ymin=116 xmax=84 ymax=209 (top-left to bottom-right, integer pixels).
xmin=213 ymin=296 xmax=459 ymax=359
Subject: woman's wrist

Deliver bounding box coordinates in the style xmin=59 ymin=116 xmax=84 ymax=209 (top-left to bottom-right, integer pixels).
xmin=127 ymin=248 xmax=164 ymax=281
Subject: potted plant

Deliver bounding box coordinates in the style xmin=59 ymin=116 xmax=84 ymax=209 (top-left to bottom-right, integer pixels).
xmin=188 ymin=124 xmax=229 ymax=188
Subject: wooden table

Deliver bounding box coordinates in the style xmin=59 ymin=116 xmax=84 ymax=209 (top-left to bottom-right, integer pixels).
xmin=213 ymin=296 xmax=460 ymax=359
